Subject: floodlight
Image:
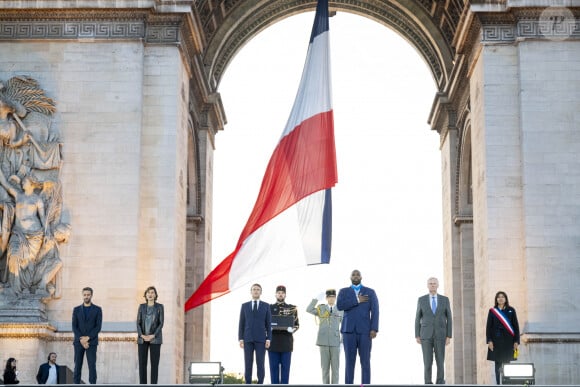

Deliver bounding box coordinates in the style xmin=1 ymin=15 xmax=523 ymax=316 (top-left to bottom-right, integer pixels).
xmin=501 ymin=363 xmax=535 ymax=385
xmin=189 ymin=362 xmax=223 ymax=385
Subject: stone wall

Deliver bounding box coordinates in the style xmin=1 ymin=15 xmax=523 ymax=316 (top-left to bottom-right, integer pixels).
xmin=518 ymin=39 xmax=580 ymax=384
xmin=469 ymin=37 xmax=580 ymax=384
xmin=0 ymin=40 xmax=190 ymax=384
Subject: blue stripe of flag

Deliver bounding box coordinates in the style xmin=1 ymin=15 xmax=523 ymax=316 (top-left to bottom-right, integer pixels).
xmin=309 ymin=0 xmax=329 ymax=43
xmin=320 ymin=188 xmax=333 ymax=264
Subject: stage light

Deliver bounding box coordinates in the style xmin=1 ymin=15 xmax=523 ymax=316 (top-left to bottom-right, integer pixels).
xmin=189 ymin=362 xmax=223 ymax=385
xmin=502 ymin=363 xmax=535 ymax=385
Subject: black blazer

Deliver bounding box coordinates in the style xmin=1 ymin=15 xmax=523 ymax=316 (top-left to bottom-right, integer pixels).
xmin=3 ymin=368 xmax=19 ymax=384
xmin=238 ymin=300 xmax=272 ymax=343
xmin=72 ymin=303 xmax=103 ymax=346
xmin=486 ymin=306 xmax=520 ymax=344
xmin=36 ymin=363 xmax=60 ymax=384
xmin=136 ymin=302 xmax=164 ymax=345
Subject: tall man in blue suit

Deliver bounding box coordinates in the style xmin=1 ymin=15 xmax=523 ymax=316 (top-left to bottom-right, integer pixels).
xmin=337 ymin=269 xmax=379 ymax=384
xmin=72 ymin=287 xmax=103 ymax=384
xmin=239 ymin=283 xmax=272 ymax=384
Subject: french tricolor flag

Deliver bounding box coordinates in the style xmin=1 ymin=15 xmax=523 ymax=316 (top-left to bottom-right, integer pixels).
xmin=185 ymin=0 xmax=337 ymax=311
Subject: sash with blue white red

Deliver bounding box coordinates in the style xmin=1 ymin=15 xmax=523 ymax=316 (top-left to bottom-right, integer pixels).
xmin=490 ymin=307 xmax=515 ymax=336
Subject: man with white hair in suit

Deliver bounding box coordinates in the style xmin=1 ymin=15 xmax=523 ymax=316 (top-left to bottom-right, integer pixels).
xmin=415 ymin=277 xmax=453 ymax=384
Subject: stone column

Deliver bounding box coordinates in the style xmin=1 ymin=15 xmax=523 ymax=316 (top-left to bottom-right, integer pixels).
xmin=470 ymin=6 xmax=580 ymax=381
xmin=136 ymin=42 xmax=191 ymax=383
xmin=454 ymin=221 xmax=475 ymax=383
xmin=184 ymin=128 xmax=215 ymax=378
xmin=470 ymin=40 xmax=525 ymax=384
xmin=517 ymin=37 xmax=580 ymax=384
xmin=439 ymin=123 xmax=459 ymax=384
xmin=439 ymin=121 xmax=477 ymax=384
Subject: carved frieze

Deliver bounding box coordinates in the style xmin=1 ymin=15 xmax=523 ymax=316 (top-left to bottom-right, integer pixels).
xmin=479 ymin=7 xmax=580 ymax=43
xmin=0 ymin=21 xmax=145 ymax=40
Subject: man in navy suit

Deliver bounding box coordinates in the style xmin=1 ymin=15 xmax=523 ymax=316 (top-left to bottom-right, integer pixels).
xmin=337 ymin=269 xmax=379 ymax=384
xmin=239 ymin=283 xmax=272 ymax=384
xmin=72 ymin=287 xmax=103 ymax=384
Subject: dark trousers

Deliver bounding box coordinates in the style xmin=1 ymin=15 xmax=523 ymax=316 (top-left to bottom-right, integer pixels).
xmin=342 ymin=332 xmax=372 ymax=384
xmin=494 ymin=361 xmax=503 ymax=384
xmin=268 ymin=351 xmax=292 ymax=384
xmin=243 ymin=341 xmax=266 ymax=384
xmin=73 ymin=343 xmax=97 ymax=384
xmin=421 ymin=338 xmax=446 ymax=384
xmin=138 ymin=342 xmax=161 ymax=384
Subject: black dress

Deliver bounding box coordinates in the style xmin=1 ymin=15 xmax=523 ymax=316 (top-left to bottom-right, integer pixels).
xmin=3 ymin=368 xmax=20 ymax=384
xmin=486 ymin=306 xmax=520 ymax=363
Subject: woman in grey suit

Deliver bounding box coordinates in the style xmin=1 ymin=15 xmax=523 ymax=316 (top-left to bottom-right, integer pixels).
xmin=137 ymin=286 xmax=164 ymax=384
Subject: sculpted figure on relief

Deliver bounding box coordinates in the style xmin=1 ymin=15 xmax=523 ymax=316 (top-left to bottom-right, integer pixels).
xmin=0 ymin=76 xmax=70 ymax=299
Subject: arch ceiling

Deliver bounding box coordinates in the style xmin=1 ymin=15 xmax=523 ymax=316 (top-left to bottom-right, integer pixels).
xmin=195 ymin=0 xmax=465 ymax=89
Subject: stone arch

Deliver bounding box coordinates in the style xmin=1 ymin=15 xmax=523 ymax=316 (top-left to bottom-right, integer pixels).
xmin=200 ymin=0 xmax=456 ymax=89
xmin=5 ymin=0 xmax=579 ymax=384
xmin=450 ymin=105 xmax=476 ymax=383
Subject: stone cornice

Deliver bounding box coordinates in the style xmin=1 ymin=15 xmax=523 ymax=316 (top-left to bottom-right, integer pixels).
xmin=0 ymin=10 xmax=188 ymax=43
xmin=454 ymin=215 xmax=473 ymax=225
xmin=0 ymin=322 xmax=56 ymax=332
xmin=476 ymin=7 xmax=580 ymax=43
xmin=0 ymin=321 xmax=138 ymax=342
xmin=523 ymin=332 xmax=580 ymax=344
xmin=0 ymin=8 xmax=225 ymax=136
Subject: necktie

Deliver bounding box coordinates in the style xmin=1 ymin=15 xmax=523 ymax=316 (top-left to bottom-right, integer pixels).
xmin=253 ymin=301 xmax=257 ymax=312
xmin=330 ymin=306 xmax=333 ymax=314
xmin=431 ymin=296 xmax=436 ymax=313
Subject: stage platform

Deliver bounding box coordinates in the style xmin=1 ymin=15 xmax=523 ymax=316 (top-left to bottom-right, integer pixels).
xmin=9 ymin=384 xmax=554 ymax=386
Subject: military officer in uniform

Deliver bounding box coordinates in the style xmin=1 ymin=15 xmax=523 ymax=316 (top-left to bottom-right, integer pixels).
xmin=307 ymin=289 xmax=343 ymax=384
xmin=269 ymin=285 xmax=299 ymax=384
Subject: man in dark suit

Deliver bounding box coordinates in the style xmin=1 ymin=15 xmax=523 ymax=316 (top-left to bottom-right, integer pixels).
xmin=238 ymin=283 xmax=272 ymax=384
xmin=36 ymin=352 xmax=60 ymax=384
xmin=415 ymin=277 xmax=452 ymax=384
xmin=336 ymin=269 xmax=379 ymax=384
xmin=72 ymin=286 xmax=103 ymax=384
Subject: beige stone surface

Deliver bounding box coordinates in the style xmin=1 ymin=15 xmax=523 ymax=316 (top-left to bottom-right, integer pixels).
xmin=0 ymin=40 xmax=189 ymax=384
xmin=2 ymin=2 xmax=580 ymax=385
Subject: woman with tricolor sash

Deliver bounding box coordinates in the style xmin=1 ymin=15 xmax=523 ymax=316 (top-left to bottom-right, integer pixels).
xmin=486 ymin=291 xmax=520 ymax=384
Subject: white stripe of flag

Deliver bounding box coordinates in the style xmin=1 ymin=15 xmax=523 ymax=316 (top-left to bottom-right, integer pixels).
xmin=185 ymin=0 xmax=337 ymax=311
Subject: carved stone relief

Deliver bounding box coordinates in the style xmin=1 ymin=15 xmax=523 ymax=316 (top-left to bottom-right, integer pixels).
xmin=0 ymin=77 xmax=70 ymax=302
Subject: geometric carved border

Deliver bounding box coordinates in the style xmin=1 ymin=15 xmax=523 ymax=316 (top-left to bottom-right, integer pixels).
xmin=481 ymin=24 xmax=516 ymax=42
xmin=0 ymin=21 xmax=145 ymax=39
xmin=518 ymin=19 xmax=580 ymax=39
xmin=480 ymin=11 xmax=580 ymax=43
xmin=0 ymin=20 xmax=182 ymax=44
